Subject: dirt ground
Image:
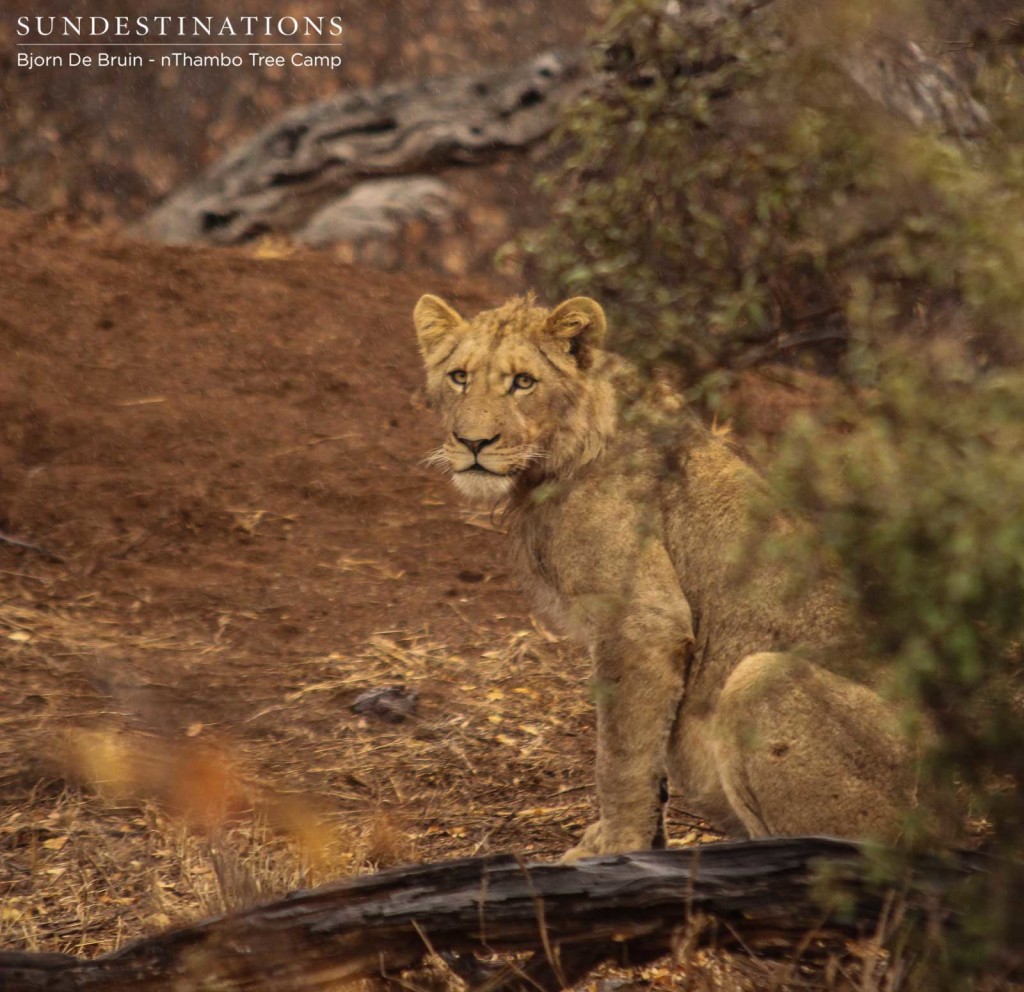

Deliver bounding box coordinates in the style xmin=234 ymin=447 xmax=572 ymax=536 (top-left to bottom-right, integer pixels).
xmin=0 ymin=209 xmax=585 ymax=950
xmin=0 ymin=212 xmax=831 ymax=977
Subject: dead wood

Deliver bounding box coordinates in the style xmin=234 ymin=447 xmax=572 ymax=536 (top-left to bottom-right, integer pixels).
xmin=134 ymin=0 xmax=993 ymax=251
xmin=132 ymin=49 xmax=590 ymax=246
xmin=0 ymin=837 xmax=1016 ymax=992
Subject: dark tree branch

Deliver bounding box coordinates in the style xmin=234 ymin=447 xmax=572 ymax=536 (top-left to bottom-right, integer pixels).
xmin=0 ymin=838 xmax=1016 ymax=992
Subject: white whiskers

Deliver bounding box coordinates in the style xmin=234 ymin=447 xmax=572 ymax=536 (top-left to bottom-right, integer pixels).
xmin=519 ymin=445 xmax=547 ymax=467
xmin=421 ymin=446 xmax=452 ymax=473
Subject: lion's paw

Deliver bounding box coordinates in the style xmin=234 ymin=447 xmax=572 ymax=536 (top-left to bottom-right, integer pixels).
xmin=560 ymin=821 xmax=653 ymax=862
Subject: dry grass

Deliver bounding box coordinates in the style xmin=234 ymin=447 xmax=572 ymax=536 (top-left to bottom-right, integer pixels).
xmin=2 ymin=581 xmax=883 ymax=992
xmin=0 ymin=583 xmax=603 ymax=957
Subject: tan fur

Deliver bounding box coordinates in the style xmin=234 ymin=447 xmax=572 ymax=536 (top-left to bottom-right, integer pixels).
xmin=414 ymin=294 xmax=939 ymax=857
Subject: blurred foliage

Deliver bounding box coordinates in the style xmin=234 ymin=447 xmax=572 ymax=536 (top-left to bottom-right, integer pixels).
xmin=762 ymin=351 xmax=1024 ymax=980
xmin=529 ymin=0 xmax=1024 ymax=383
xmin=531 ymin=0 xmax=1024 ymax=982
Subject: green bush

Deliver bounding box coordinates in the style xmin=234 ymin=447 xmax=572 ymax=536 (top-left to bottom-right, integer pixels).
xmin=530 ymin=0 xmax=1024 ymax=381
xmin=530 ymin=0 xmax=1024 ymax=980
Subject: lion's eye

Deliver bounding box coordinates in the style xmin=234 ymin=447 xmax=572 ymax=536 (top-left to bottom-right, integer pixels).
xmin=511 ymin=372 xmax=536 ymax=392
xmin=448 ymin=369 xmax=468 ymax=386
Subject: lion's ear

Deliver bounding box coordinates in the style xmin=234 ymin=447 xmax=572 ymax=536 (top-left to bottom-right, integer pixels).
xmin=544 ymin=297 xmax=606 ymax=369
xmin=414 ymin=295 xmax=465 ymax=357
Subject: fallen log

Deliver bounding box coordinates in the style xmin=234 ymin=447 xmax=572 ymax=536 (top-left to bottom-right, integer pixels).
xmin=133 ymin=2 xmax=992 ymax=252
xmin=0 ymin=837 xmax=1015 ymax=992
xmin=132 ymin=49 xmax=589 ymax=246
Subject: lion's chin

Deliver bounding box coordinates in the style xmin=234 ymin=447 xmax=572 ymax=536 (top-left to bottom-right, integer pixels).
xmin=452 ymin=470 xmax=514 ymax=502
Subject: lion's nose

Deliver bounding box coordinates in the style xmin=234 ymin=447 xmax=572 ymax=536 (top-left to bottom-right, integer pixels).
xmin=455 ymin=433 xmax=501 ymax=456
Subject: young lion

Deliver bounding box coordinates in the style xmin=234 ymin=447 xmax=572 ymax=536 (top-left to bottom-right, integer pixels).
xmin=414 ymin=293 xmax=931 ymax=858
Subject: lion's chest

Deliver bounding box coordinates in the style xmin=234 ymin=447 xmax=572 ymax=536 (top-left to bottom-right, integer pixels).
xmin=507 ymin=476 xmax=645 ymax=644
xmin=509 ymin=509 xmax=560 ymax=590
xmin=507 ymin=500 xmax=585 ymax=639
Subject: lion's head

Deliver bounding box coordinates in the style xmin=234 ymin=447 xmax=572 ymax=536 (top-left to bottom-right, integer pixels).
xmin=413 ymin=294 xmax=617 ymax=502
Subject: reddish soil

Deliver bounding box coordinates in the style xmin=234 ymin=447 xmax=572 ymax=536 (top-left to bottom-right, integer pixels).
xmin=0 ymin=209 xmax=522 ymax=654
xmin=0 ymin=211 xmax=619 ymax=954
xmin=1 ymin=212 xmax=786 ymax=959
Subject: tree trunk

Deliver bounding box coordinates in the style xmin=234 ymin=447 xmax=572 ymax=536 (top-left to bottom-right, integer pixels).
xmin=0 ymin=838 xmax=1014 ymax=992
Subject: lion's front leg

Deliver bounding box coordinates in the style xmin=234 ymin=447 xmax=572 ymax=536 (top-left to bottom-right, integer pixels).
xmin=564 ymin=605 xmax=690 ymax=859
xmin=562 ymin=774 xmax=670 ymax=862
